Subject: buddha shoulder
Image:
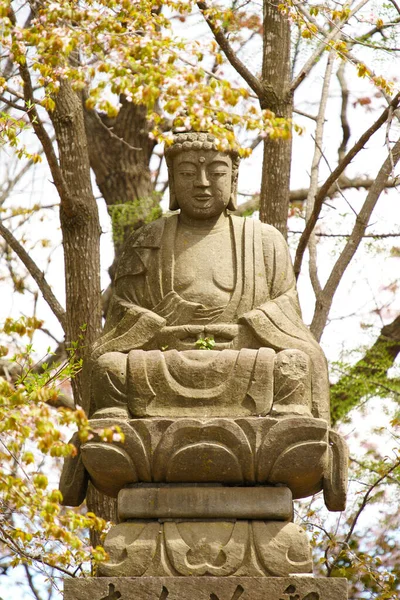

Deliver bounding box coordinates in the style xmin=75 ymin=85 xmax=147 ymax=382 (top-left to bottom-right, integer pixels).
xmin=115 ymin=217 xmax=171 ymax=280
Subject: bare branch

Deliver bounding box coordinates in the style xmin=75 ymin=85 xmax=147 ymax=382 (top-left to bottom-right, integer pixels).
xmin=293 ymin=91 xmax=400 ymax=280
xmin=327 ymin=458 xmax=400 ymax=576
xmin=0 ymin=147 xmax=50 ymax=205
xmin=388 ymin=0 xmax=400 ymax=15
xmin=305 ymin=51 xmax=335 ymax=297
xmin=294 ymin=2 xmax=397 ymax=107
xmin=291 ymin=0 xmax=370 ymax=92
xmin=0 ymin=95 xmax=27 ymax=112
xmin=23 ymin=564 xmax=43 ymax=600
xmin=196 ymin=1 xmax=264 ymax=99
xmin=289 ymin=231 xmax=400 ymax=239
xmin=0 ymin=219 xmax=66 ymax=330
xmin=234 ymin=175 xmax=399 ymax=216
xmin=310 ymin=136 xmax=400 ymax=340
xmin=337 ymin=63 xmax=350 ymax=163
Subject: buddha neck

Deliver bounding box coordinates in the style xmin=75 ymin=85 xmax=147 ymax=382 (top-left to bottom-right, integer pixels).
xmin=178 ymin=211 xmax=229 ymax=232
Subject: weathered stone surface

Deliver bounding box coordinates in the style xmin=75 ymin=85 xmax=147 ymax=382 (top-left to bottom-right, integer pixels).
xmin=117 ymin=485 xmax=292 ymax=520
xmin=98 ymin=520 xmax=312 ymax=578
xmin=60 ymin=132 xmax=349 ymax=593
xmin=88 ymin=132 xmax=331 ymax=425
xmin=80 ymin=416 xmax=347 ymax=508
xmin=126 ymin=348 xmax=275 ymax=417
xmin=323 ymin=430 xmax=349 ymax=512
xmin=64 ymin=576 xmax=348 ymax=600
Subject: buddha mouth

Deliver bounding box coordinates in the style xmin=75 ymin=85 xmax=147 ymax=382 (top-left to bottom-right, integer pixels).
xmin=194 ymin=194 xmax=212 ymax=201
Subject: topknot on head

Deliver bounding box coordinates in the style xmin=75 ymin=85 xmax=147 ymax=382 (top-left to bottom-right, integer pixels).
xmin=164 ymin=131 xmax=240 ymax=167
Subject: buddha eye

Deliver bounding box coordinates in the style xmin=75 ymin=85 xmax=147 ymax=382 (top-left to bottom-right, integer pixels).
xmin=209 ymin=171 xmax=227 ymax=178
xmin=179 ymin=170 xmax=196 ymax=177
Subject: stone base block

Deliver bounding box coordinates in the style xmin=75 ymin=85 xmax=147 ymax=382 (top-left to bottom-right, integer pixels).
xmin=98 ymin=520 xmax=312 ymax=578
xmin=118 ymin=485 xmax=293 ymax=520
xmin=64 ymin=576 xmax=348 ymax=600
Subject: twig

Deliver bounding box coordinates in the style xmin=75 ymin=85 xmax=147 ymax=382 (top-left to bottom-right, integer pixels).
xmin=196 ymin=1 xmax=264 ymax=99
xmin=293 ymin=1 xmax=397 ymax=107
xmin=23 ymin=563 xmax=43 ymax=600
xmin=0 ymin=532 xmax=80 ymax=578
xmin=88 ymin=106 xmax=141 ymax=152
xmin=289 ymin=231 xmax=400 ymax=238
xmin=310 ymin=135 xmax=400 ymax=340
xmin=327 ymin=458 xmax=400 ymax=575
xmin=293 ymin=91 xmax=400 ymax=280
xmin=0 ymin=146 xmax=51 ymax=205
xmin=0 ymin=95 xmax=27 ymax=112
xmin=291 ymin=0 xmax=370 ymax=91
xmin=293 ymin=107 xmax=317 ymax=121
xmin=8 ymin=8 xmax=70 ymax=213
xmin=0 ymin=219 xmax=66 ymax=330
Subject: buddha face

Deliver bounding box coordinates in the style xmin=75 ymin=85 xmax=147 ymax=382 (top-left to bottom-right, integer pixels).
xmin=172 ymin=150 xmax=233 ymax=221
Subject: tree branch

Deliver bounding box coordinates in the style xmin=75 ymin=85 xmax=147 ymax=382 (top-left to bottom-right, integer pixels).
xmin=331 ymin=314 xmax=400 ymax=424
xmin=0 ymin=220 xmax=66 ymax=330
xmin=18 ymin=64 xmax=71 ymax=212
xmin=196 ymin=1 xmax=264 ymax=99
xmin=388 ymin=0 xmax=400 ymax=15
xmin=291 ymin=0 xmax=370 ymax=91
xmin=293 ymin=91 xmax=400 ymax=280
xmin=337 ymin=63 xmax=350 ymax=164
xmin=309 ymin=136 xmax=400 ymax=340
xmin=8 ymin=7 xmax=71 ymax=212
xmin=305 ymin=51 xmax=335 ymax=298
xmin=327 ymin=458 xmax=400 ymax=576
xmin=294 ymin=1 xmax=397 ymax=107
xmin=234 ymin=175 xmax=399 ymax=216
xmin=23 ymin=563 xmax=43 ymax=600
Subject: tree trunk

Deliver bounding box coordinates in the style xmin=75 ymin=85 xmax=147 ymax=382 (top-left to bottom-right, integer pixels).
xmin=260 ymin=1 xmax=293 ymax=238
xmin=84 ymin=98 xmax=158 ymax=263
xmin=50 ymin=80 xmax=102 ymax=406
xmin=51 ymin=81 xmax=114 ymax=542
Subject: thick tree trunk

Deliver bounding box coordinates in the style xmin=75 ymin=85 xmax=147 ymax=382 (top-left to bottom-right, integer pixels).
xmin=51 ymin=81 xmax=115 ymax=539
xmin=84 ymin=99 xmax=157 ymax=262
xmin=260 ymin=1 xmax=293 ymax=238
xmin=50 ymin=81 xmax=102 ymax=406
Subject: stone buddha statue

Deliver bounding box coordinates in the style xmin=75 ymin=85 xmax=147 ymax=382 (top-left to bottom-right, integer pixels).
xmin=61 ymin=132 xmax=348 ymax=586
xmin=88 ymin=132 xmax=330 ymax=423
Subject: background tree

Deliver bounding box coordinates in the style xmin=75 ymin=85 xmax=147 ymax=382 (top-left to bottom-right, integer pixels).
xmin=0 ymin=0 xmax=399 ymax=598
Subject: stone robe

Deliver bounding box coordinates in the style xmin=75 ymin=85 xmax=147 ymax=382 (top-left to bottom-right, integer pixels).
xmin=91 ymin=215 xmax=329 ymax=422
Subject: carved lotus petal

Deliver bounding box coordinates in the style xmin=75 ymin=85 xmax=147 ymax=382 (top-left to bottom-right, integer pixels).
xmin=99 ymin=522 xmax=159 ymax=577
xmin=153 ymin=419 xmax=254 ymax=483
xmin=252 ymin=521 xmax=313 ymax=576
xmin=164 ymin=521 xmax=248 ymax=576
xmin=256 ymin=417 xmax=329 ymax=498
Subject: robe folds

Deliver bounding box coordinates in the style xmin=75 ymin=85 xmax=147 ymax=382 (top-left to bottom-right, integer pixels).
xmin=92 ymin=214 xmax=330 ymax=423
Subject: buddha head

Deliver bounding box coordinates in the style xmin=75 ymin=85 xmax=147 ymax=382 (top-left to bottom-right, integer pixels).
xmin=165 ymin=132 xmax=240 ymax=218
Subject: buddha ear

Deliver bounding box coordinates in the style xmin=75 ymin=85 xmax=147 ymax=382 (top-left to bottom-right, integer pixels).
xmin=227 ymin=192 xmax=237 ymax=211
xmin=168 ymin=172 xmax=180 ymax=211
xmin=227 ymin=165 xmax=238 ymax=211
xmin=169 ymin=192 xmax=179 ymax=211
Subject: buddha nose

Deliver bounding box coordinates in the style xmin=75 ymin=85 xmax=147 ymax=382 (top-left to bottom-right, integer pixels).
xmin=195 ymin=167 xmax=210 ymax=187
